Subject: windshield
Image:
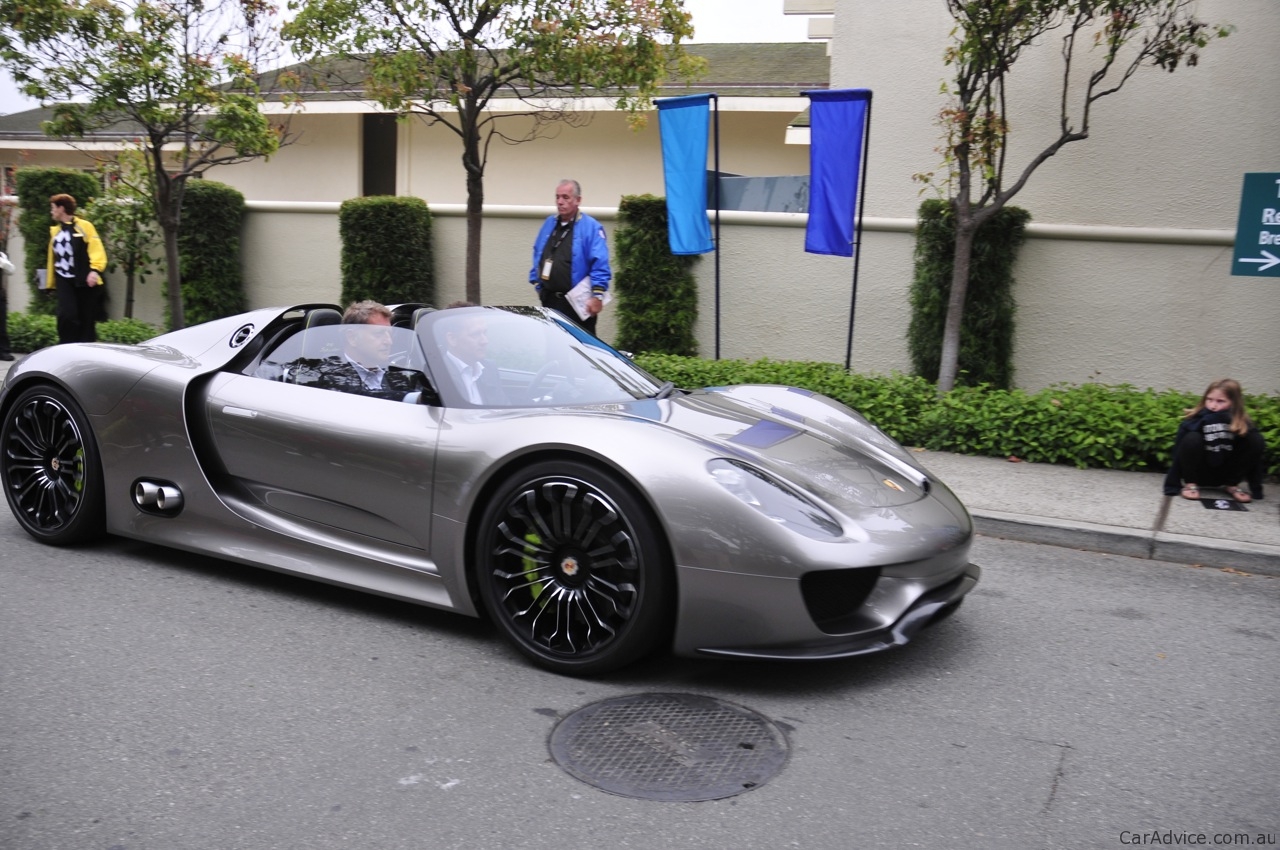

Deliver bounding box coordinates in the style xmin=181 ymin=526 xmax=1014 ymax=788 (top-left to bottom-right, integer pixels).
xmin=420 ymin=306 xmax=667 ymax=408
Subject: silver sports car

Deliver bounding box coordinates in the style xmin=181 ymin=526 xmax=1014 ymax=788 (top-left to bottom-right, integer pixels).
xmin=0 ymin=304 xmax=979 ymax=675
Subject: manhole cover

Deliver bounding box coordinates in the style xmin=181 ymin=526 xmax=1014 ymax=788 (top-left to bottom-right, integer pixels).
xmin=548 ymin=692 xmax=789 ymax=801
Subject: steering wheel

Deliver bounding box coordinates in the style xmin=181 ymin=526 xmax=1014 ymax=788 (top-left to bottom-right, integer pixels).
xmin=527 ymin=360 xmax=561 ymax=394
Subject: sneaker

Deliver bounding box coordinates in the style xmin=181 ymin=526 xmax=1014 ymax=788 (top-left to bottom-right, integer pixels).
xmin=0 ymin=352 xmax=14 ymax=361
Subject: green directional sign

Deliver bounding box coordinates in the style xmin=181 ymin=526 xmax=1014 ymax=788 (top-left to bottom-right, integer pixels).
xmin=1232 ymin=172 xmax=1280 ymax=277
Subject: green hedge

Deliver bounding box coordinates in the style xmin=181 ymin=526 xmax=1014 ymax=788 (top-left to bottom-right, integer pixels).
xmin=339 ymin=196 xmax=434 ymax=306
xmin=634 ymin=353 xmax=1280 ymax=478
xmin=179 ymin=180 xmax=247 ymax=327
xmin=14 ymin=167 xmax=102 ymax=316
xmin=908 ymin=198 xmax=1029 ymax=390
xmin=613 ymin=194 xmax=699 ymax=356
xmin=7 ymin=312 xmax=159 ymax=349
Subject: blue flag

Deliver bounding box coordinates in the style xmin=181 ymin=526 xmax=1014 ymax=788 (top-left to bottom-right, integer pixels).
xmin=656 ymin=93 xmax=715 ymax=255
xmin=804 ymin=89 xmax=871 ymax=257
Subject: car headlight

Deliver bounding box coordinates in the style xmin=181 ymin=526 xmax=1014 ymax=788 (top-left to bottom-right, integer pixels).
xmin=708 ymin=459 xmax=844 ymax=541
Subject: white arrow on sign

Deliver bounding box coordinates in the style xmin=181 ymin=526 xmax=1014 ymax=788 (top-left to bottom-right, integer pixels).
xmin=1238 ymin=250 xmax=1280 ymax=271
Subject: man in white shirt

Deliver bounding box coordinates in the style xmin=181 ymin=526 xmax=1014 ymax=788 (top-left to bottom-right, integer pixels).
xmin=440 ymin=307 xmax=507 ymax=406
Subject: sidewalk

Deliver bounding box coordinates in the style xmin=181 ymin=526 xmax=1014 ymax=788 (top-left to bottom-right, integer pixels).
xmin=915 ymin=449 xmax=1280 ymax=577
xmin=3 ymin=355 xmax=1277 ymax=576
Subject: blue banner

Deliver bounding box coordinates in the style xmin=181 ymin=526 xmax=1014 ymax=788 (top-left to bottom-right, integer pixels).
xmin=803 ymin=89 xmax=871 ymax=257
xmin=656 ymin=93 xmax=715 ymax=255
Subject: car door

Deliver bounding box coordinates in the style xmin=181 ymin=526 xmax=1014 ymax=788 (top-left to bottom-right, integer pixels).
xmin=203 ymin=348 xmax=441 ymax=554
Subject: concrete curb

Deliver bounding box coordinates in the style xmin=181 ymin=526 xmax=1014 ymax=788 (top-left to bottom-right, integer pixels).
xmin=972 ymin=510 xmax=1280 ymax=578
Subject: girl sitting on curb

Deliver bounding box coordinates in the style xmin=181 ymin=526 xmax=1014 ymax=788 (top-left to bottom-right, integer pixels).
xmin=1162 ymin=378 xmax=1266 ymax=502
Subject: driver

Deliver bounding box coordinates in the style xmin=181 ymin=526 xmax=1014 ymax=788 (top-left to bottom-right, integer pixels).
xmin=313 ymin=301 xmax=422 ymax=402
xmin=439 ymin=304 xmax=508 ymax=405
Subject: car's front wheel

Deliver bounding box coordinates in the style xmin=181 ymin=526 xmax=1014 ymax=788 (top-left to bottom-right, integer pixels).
xmin=475 ymin=460 xmax=673 ymax=676
xmin=1 ymin=384 xmax=106 ymax=545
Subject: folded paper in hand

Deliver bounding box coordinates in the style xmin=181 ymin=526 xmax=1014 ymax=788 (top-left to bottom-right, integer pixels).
xmin=565 ymin=276 xmax=612 ymax=321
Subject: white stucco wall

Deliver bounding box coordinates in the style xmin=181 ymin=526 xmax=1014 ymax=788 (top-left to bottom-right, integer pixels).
xmin=823 ymin=0 xmax=1279 ymax=393
xmin=4 ymin=2 xmax=1276 ymax=394
xmin=3 ymin=203 xmax=1272 ymax=393
xmin=212 ymin=114 xmax=361 ymax=203
xmin=201 ymin=108 xmax=812 ymax=208
xmin=399 ymin=110 xmax=813 ymax=207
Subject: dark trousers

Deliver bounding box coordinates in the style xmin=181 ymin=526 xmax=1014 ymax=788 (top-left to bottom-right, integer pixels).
xmin=539 ymin=288 xmax=598 ymax=337
xmin=0 ymin=279 xmax=10 ymax=354
xmin=1164 ymin=428 xmax=1266 ymax=497
xmin=56 ymin=280 xmax=100 ymax=344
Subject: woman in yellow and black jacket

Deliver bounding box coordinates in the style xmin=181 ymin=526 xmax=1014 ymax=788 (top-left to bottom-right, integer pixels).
xmin=47 ymin=193 xmax=108 ymax=344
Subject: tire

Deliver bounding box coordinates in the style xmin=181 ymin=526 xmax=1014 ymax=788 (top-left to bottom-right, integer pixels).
xmin=1 ymin=384 xmax=106 ymax=545
xmin=475 ymin=460 xmax=673 ymax=676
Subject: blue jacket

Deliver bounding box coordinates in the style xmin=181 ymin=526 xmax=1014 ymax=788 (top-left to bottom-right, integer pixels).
xmin=528 ymin=212 xmax=612 ymax=293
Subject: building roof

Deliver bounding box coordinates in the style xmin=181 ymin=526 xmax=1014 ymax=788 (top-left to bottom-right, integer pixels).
xmin=0 ymin=42 xmax=828 ymax=139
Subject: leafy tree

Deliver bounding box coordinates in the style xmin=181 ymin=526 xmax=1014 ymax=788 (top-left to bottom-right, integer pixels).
xmin=0 ymin=0 xmax=299 ymax=329
xmin=283 ymin=0 xmax=701 ymax=304
xmin=83 ymin=149 xmax=163 ymax=320
xmin=917 ymin=0 xmax=1229 ymax=393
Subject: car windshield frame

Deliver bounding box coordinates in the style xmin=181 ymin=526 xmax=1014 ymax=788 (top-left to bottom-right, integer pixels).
xmin=417 ymin=306 xmax=668 ymax=409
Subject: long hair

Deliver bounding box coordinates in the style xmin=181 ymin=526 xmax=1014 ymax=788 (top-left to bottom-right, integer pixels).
xmin=1185 ymin=378 xmax=1250 ymax=436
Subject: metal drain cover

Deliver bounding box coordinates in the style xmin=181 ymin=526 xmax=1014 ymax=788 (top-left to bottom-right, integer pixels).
xmin=548 ymin=692 xmax=789 ymax=801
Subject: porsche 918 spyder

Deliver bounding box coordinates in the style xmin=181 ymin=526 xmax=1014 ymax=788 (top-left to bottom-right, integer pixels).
xmin=0 ymin=304 xmax=979 ymax=675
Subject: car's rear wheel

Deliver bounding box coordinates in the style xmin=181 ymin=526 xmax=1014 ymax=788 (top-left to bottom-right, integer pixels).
xmin=1 ymin=384 xmax=106 ymax=545
xmin=475 ymin=460 xmax=672 ymax=676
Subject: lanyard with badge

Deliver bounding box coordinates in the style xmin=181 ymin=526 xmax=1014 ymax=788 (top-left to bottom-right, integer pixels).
xmin=540 ymin=219 xmax=573 ymax=281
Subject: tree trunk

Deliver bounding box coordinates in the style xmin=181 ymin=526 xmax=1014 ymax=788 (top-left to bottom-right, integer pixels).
xmin=152 ymin=159 xmax=185 ymax=330
xmin=936 ymin=215 xmax=978 ymax=394
xmin=464 ymin=168 xmax=483 ymax=305
xmin=162 ymin=223 xmax=184 ymax=330
xmin=461 ymin=105 xmax=485 ymax=305
xmin=125 ymin=267 xmax=135 ymax=320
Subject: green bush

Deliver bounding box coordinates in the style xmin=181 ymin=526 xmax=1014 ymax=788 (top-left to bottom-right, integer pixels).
xmin=7 ymin=313 xmax=159 ymax=350
xmin=15 ymin=167 xmax=102 ymax=315
xmin=339 ymin=196 xmax=434 ymax=306
xmin=633 ymin=353 xmax=1280 ymax=479
xmin=179 ymin=180 xmax=246 ymax=327
xmin=908 ymin=198 xmax=1029 ymax=389
xmin=613 ymin=194 xmax=699 ymax=356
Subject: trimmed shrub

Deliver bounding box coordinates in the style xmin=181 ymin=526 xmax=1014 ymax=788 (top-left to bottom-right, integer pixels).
xmin=339 ymin=196 xmax=434 ymax=306
xmin=178 ymin=180 xmax=246 ymax=327
xmin=7 ymin=312 xmax=159 ymax=350
xmin=613 ymin=194 xmax=699 ymax=356
xmin=908 ymin=198 xmax=1029 ymax=389
xmin=15 ymin=168 xmax=102 ymax=315
xmin=633 ymin=352 xmax=1280 ymax=479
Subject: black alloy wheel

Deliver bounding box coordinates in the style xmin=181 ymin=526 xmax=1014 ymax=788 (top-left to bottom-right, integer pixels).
xmin=476 ymin=460 xmax=672 ymax=676
xmin=1 ymin=385 xmax=106 ymax=545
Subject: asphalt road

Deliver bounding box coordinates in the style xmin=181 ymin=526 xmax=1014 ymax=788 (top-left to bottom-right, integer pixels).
xmin=2 ymin=517 xmax=1277 ymax=850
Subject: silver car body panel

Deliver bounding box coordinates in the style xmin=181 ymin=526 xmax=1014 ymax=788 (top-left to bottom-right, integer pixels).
xmin=0 ymin=305 xmax=977 ymax=661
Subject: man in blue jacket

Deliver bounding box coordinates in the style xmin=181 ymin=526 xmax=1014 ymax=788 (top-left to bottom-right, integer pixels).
xmin=529 ymin=179 xmax=611 ymax=336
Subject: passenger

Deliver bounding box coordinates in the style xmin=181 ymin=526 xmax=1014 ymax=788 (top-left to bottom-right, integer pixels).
xmin=439 ymin=305 xmax=508 ymax=405
xmin=313 ymin=300 xmax=422 ymax=402
xmin=1162 ymin=378 xmax=1266 ymax=502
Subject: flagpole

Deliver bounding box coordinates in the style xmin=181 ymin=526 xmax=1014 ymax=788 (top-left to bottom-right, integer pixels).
xmin=711 ymin=93 xmax=721 ymax=361
xmin=845 ymin=93 xmax=872 ymax=371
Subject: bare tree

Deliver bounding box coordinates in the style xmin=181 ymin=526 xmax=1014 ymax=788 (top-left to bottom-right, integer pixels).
xmin=920 ymin=0 xmax=1229 ymax=392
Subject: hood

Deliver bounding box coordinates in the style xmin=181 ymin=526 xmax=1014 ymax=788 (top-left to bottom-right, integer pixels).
xmin=658 ymin=385 xmax=932 ymax=512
